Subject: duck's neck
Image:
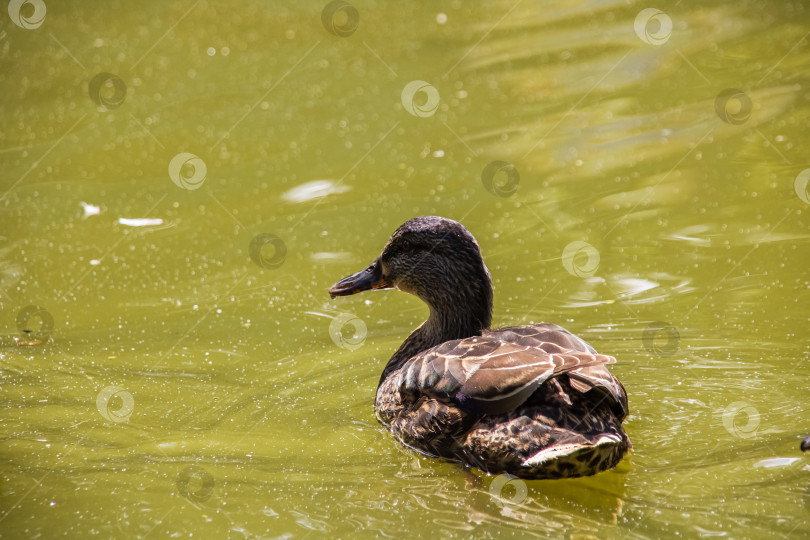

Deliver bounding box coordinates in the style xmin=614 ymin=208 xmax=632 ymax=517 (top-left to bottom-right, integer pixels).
xmin=379 ymin=294 xmax=492 ymax=385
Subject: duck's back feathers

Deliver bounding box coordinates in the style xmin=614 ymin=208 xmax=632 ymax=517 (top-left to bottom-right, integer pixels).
xmin=375 ymin=323 xmax=630 ymax=479
xmin=398 ymin=323 xmax=627 ymax=417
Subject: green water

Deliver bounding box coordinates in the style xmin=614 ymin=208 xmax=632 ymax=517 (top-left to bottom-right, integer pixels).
xmin=2 ymin=0 xmax=810 ymax=537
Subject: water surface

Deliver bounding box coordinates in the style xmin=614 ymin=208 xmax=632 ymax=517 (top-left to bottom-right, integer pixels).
xmin=2 ymin=0 xmax=810 ymax=537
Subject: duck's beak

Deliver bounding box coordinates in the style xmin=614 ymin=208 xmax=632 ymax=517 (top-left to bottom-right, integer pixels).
xmin=329 ymin=259 xmax=393 ymax=298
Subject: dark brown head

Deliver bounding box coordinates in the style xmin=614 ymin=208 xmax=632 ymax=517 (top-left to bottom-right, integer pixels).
xmin=329 ymin=216 xmax=493 ymax=335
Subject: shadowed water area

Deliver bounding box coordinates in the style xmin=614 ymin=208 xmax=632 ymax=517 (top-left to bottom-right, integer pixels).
xmin=1 ymin=0 xmax=810 ymax=537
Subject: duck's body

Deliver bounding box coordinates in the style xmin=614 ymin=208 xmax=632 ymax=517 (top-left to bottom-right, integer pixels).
xmin=375 ymin=324 xmax=628 ymax=479
xmin=329 ymin=216 xmax=630 ymax=479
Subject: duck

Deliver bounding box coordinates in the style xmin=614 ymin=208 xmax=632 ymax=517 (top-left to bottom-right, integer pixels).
xmin=328 ymin=216 xmax=630 ymax=479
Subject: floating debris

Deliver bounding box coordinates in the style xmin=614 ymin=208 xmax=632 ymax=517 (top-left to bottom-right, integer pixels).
xmin=282 ymin=180 xmax=349 ymax=203
xmin=81 ymin=201 xmax=100 ymax=218
xmin=118 ymin=218 xmax=163 ymax=227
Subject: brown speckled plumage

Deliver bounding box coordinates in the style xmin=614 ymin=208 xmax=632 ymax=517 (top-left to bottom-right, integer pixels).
xmin=329 ymin=216 xmax=630 ymax=479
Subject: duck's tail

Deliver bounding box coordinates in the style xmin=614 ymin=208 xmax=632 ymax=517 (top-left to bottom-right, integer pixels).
xmin=518 ymin=430 xmax=629 ymax=479
xmin=462 ymin=405 xmax=630 ymax=480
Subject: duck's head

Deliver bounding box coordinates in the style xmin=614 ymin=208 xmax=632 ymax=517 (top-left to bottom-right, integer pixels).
xmin=329 ymin=216 xmax=493 ymax=332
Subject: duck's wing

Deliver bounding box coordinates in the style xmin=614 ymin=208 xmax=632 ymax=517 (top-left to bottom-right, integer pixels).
xmin=399 ymin=323 xmax=626 ymax=416
xmin=502 ymin=324 xmax=628 ymax=417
